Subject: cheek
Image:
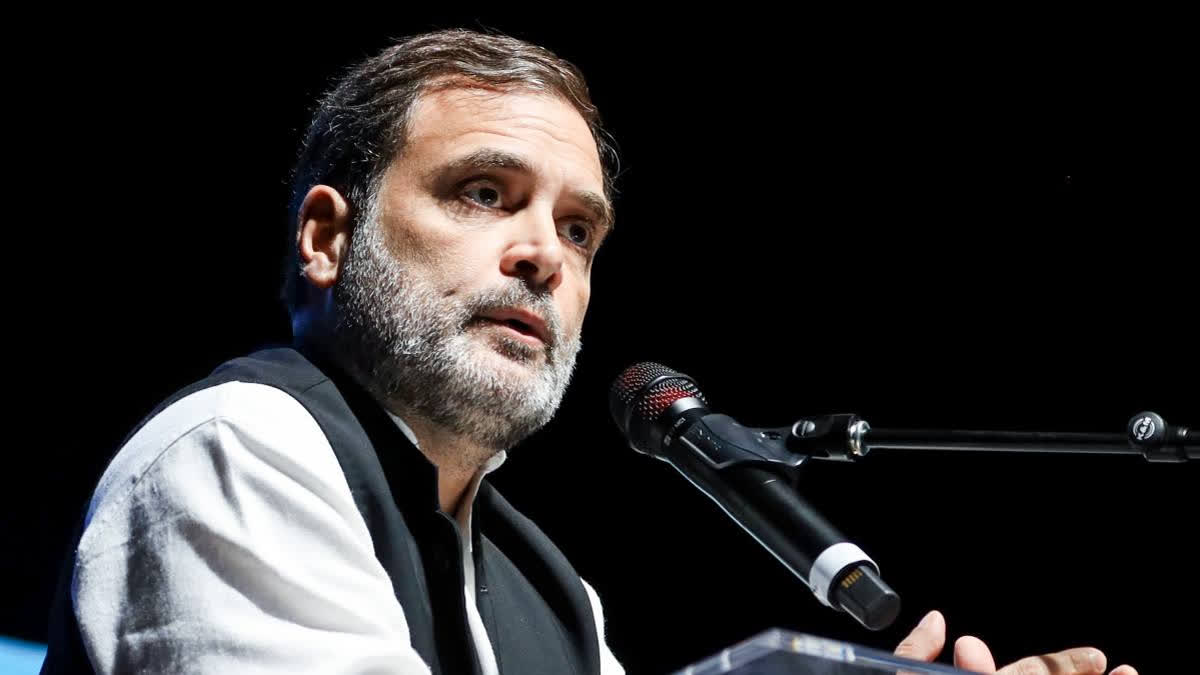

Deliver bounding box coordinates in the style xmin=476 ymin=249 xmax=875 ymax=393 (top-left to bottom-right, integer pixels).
xmin=413 ymin=237 xmax=499 ymax=294
xmin=383 ymin=198 xmax=493 ymax=271
xmin=562 ymin=279 xmax=591 ymax=336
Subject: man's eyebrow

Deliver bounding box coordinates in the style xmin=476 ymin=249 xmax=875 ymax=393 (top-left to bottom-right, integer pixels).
xmin=430 ymin=147 xmax=614 ymax=231
xmin=430 ymin=148 xmax=535 ymax=181
xmin=571 ymin=189 xmax=615 ymax=234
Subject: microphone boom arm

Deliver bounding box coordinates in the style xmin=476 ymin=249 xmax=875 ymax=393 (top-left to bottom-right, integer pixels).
xmin=787 ymin=411 xmax=1196 ymax=464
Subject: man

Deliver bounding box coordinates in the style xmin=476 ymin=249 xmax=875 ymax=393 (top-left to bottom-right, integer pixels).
xmin=45 ymin=28 xmax=621 ymax=675
xmin=43 ymin=29 xmax=1135 ymax=674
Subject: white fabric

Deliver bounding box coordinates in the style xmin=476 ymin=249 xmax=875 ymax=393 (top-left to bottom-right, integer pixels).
xmin=73 ymin=380 xmax=623 ymax=674
xmin=453 ymin=449 xmax=507 ymax=675
xmin=385 ymin=412 xmax=508 ymax=675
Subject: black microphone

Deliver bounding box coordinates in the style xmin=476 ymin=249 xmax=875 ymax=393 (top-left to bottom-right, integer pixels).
xmin=610 ymin=362 xmax=900 ymax=631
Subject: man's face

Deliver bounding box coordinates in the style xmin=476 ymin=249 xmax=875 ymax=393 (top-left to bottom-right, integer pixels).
xmin=333 ymin=86 xmax=611 ymax=453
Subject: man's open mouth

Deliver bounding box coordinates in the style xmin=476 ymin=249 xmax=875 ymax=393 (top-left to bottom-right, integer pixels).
xmin=479 ymin=316 xmax=538 ymax=339
xmin=472 ymin=308 xmax=550 ymax=345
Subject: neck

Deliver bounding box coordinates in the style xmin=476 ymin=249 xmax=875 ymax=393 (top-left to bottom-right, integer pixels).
xmin=399 ymin=414 xmax=498 ymax=514
xmin=294 ymin=330 xmax=499 ymax=514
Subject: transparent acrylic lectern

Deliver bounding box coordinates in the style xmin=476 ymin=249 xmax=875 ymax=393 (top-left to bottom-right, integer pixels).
xmin=675 ymin=629 xmax=973 ymax=675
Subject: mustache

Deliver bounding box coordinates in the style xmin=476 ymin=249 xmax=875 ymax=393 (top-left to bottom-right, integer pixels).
xmin=459 ymin=282 xmax=566 ymax=347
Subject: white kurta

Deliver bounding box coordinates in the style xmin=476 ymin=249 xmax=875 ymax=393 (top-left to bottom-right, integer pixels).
xmin=72 ymin=380 xmax=624 ymax=674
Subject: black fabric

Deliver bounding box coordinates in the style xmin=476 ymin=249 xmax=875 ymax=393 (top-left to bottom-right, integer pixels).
xmin=43 ymin=346 xmax=599 ymax=675
xmin=476 ymin=485 xmax=602 ymax=675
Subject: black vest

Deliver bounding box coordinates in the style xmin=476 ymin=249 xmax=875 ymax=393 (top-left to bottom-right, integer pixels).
xmin=42 ymin=347 xmax=600 ymax=674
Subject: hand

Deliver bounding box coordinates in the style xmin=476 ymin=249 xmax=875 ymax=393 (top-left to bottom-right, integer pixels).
xmin=894 ymin=610 xmax=1137 ymax=675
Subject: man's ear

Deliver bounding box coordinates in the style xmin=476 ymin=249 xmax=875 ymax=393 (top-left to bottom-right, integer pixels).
xmin=297 ymin=185 xmax=353 ymax=289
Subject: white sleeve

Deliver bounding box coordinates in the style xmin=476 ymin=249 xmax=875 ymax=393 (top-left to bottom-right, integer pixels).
xmin=581 ymin=579 xmax=626 ymax=675
xmin=73 ymin=381 xmax=433 ymax=674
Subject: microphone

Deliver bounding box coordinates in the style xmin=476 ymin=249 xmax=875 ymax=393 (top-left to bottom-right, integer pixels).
xmin=609 ymin=362 xmax=900 ymax=631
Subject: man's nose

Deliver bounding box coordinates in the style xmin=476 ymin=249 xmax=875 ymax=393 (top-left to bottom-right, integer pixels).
xmin=499 ymin=207 xmax=564 ymax=292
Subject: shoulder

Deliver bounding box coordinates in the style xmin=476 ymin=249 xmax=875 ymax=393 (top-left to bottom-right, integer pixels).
xmin=91 ymin=380 xmax=321 ymax=506
xmin=87 ymin=346 xmax=335 ymax=518
xmin=78 ymin=379 xmax=355 ymax=561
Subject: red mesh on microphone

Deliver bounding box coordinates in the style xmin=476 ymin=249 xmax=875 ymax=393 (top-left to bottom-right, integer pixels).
xmin=610 ymin=362 xmax=707 ymax=432
xmin=638 ymin=379 xmax=704 ymax=419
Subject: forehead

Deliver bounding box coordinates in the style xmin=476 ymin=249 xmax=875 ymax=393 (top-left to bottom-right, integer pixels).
xmin=396 ymin=86 xmax=605 ymax=192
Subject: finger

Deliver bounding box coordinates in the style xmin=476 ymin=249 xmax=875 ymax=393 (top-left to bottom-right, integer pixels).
xmin=1108 ymin=666 xmax=1137 ymax=675
xmin=954 ymin=636 xmax=997 ymax=673
xmin=894 ymin=610 xmax=946 ymax=662
xmin=997 ymin=648 xmax=1107 ymax=675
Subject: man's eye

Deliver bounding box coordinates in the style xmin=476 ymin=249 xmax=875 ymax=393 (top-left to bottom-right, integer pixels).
xmin=564 ymin=222 xmax=591 ymax=247
xmin=463 ymin=184 xmax=503 ymax=208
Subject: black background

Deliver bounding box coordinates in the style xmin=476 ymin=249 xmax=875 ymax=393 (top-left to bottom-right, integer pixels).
xmin=7 ymin=10 xmax=1194 ymax=674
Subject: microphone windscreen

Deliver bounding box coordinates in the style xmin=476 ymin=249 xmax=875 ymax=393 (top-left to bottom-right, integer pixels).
xmin=609 ymin=362 xmax=707 ymax=435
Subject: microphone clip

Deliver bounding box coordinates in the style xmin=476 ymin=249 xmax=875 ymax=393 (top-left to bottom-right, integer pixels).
xmin=666 ymin=411 xmax=869 ymax=472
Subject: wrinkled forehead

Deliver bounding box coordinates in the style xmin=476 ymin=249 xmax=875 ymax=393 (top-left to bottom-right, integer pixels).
xmin=401 ymin=85 xmax=606 ymax=189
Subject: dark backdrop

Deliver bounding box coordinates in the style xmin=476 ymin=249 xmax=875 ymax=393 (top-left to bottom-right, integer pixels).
xmin=8 ymin=11 xmax=1194 ymax=674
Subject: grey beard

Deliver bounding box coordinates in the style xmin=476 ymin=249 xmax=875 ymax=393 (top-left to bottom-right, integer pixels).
xmin=330 ymin=206 xmax=581 ymax=455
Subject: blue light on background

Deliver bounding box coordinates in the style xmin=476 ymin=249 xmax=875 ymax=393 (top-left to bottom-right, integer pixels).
xmin=0 ymin=636 xmax=45 ymax=674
